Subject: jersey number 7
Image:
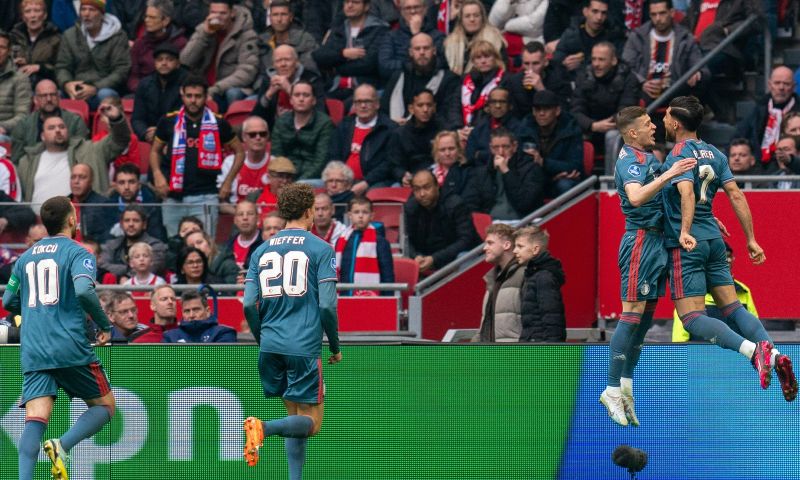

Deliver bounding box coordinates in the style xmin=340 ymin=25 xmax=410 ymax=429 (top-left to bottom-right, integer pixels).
xmin=258 ymin=251 xmax=310 ymax=298
xmin=698 ymin=164 xmax=716 ymax=204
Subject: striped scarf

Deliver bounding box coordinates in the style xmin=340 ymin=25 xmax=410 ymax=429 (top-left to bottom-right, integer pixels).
xmin=461 ymin=69 xmax=504 ymax=125
xmin=169 ymin=106 xmax=222 ymax=192
xmin=334 ymin=225 xmax=380 ymax=296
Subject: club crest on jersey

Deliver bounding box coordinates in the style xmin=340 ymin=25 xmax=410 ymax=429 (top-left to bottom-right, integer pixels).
xmin=330 ymin=258 xmax=337 ymax=270
xmin=618 ymin=148 xmax=628 ymax=159
xmin=83 ymin=258 xmax=95 ymax=272
xmin=627 ymin=165 xmax=641 ymax=176
xmin=640 ymin=282 xmax=650 ymax=296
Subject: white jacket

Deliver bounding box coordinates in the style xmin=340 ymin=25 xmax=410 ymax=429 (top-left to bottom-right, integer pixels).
xmin=488 ymin=0 xmax=549 ymax=43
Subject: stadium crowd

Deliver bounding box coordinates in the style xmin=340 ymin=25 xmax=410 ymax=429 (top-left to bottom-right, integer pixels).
xmin=0 ymin=0 xmax=795 ymax=342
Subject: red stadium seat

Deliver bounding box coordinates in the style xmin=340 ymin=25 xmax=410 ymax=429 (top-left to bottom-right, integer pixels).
xmin=206 ymin=98 xmax=220 ymax=113
xmin=392 ymin=257 xmax=419 ymax=309
xmin=216 ymin=212 xmax=234 ymax=244
xmin=472 ymin=212 xmax=493 ymax=241
xmin=583 ymin=141 xmax=595 ymax=176
xmin=122 ymin=97 xmax=134 ymax=122
xmin=325 ymin=98 xmax=345 ymax=125
xmin=371 ymin=203 xmax=403 ymax=246
xmin=60 ymin=99 xmax=90 ymax=127
xmin=366 ymin=187 xmax=411 ymax=203
xmin=138 ymin=140 xmax=151 ymax=175
xmin=224 ymin=99 xmax=256 ymax=129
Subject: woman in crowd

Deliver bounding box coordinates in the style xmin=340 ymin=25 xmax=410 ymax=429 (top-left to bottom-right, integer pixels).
xmin=444 ymin=0 xmax=506 ymax=76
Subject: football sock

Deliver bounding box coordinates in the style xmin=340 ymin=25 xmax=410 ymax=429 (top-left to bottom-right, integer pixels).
xmin=681 ymin=310 xmax=746 ymax=352
xmin=721 ymin=301 xmax=771 ymax=343
xmin=622 ymin=301 xmax=657 ymax=379
xmin=772 ymin=348 xmax=781 ymax=368
xmin=19 ymin=418 xmax=46 ymax=480
xmin=285 ymin=437 xmax=308 ymax=480
xmin=608 ymin=312 xmax=641 ymax=387
xmin=61 ymin=406 xmax=111 ymax=451
xmin=739 ymin=340 xmax=756 ymax=359
xmin=263 ymin=415 xmax=314 ymax=438
xmin=620 ymin=377 xmax=633 ymax=395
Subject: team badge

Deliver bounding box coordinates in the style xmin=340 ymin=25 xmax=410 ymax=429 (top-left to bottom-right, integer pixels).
xmin=330 ymin=258 xmax=337 ymax=270
xmin=83 ymin=258 xmax=95 ymax=272
xmin=627 ymin=165 xmax=641 ymax=176
xmin=203 ymin=133 xmax=217 ymax=151
xmin=640 ymin=282 xmax=650 ymax=296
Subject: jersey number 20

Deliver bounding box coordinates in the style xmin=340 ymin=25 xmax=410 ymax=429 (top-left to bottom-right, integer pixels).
xmin=24 ymin=259 xmax=59 ymax=307
xmin=258 ymin=251 xmax=309 ymax=297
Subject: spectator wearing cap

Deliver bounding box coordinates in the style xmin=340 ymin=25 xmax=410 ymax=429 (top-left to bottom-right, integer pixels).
xmin=55 ymin=0 xmax=131 ymax=110
xmin=248 ymin=155 xmax=296 ymax=215
xmin=9 ymin=0 xmax=62 ymax=86
xmin=180 ymin=0 xmax=258 ymax=112
xmin=127 ymin=0 xmax=188 ymax=94
xmin=518 ymin=89 xmax=584 ymax=197
xmin=0 ymin=32 xmax=32 ymax=140
xmin=132 ymin=43 xmax=188 ymax=142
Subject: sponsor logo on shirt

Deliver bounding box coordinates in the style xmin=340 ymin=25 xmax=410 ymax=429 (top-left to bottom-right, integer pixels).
xmin=627 ymin=165 xmax=641 ymax=176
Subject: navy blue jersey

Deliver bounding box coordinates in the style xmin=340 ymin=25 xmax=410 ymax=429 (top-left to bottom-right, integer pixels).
xmin=9 ymin=236 xmax=99 ymax=373
xmin=245 ymin=228 xmax=337 ymax=357
xmin=614 ymin=144 xmax=664 ymax=230
xmin=661 ymin=139 xmax=734 ymax=247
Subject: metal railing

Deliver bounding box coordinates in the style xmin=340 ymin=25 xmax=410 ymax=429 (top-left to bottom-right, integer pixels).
xmin=0 ymin=283 xmax=408 ymax=293
xmin=598 ymin=174 xmax=800 ymax=190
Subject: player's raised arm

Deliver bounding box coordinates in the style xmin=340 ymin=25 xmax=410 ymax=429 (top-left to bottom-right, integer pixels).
xmin=319 ymin=281 xmax=341 ymax=364
xmin=722 ymin=181 xmax=765 ymax=264
xmin=625 ymin=158 xmax=697 ymax=207
xmin=676 ymin=180 xmax=697 ymax=251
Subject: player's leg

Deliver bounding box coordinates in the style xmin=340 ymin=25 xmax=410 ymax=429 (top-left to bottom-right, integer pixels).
xmin=282 ymin=400 xmax=324 ymax=480
xmin=244 ymin=352 xmax=288 ymax=467
xmin=619 ymin=299 xmax=658 ymax=427
xmin=19 ymin=392 xmax=55 ymax=480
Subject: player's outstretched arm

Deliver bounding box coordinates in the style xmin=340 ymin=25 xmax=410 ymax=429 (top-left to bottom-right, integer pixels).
xmin=625 ymin=158 xmax=697 ymax=207
xmin=243 ymin=280 xmax=261 ymax=343
xmin=676 ymin=181 xmax=697 ymax=251
xmin=74 ymin=276 xmax=112 ymax=340
xmin=2 ymin=274 xmax=21 ymax=315
xmin=722 ymin=181 xmax=765 ymax=264
xmin=319 ymin=281 xmax=341 ymax=364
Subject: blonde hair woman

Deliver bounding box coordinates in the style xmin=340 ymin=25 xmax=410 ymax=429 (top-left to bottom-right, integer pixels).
xmin=443 ymin=0 xmax=506 ymax=76
xmin=460 ymin=40 xmax=505 ymax=125
xmin=430 ymin=130 xmax=471 ymax=197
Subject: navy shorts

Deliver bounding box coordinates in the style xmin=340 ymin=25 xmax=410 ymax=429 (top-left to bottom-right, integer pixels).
xmin=668 ymin=237 xmax=734 ymax=300
xmin=20 ymin=361 xmax=111 ymax=407
xmin=618 ymin=229 xmax=667 ymax=302
xmin=258 ymin=352 xmax=325 ymax=404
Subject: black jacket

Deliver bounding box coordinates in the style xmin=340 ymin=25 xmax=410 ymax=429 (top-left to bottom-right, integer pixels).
xmin=69 ymin=191 xmax=112 ymax=243
xmin=388 ymin=119 xmax=442 ymax=181
xmin=251 ymin=66 xmax=326 ymax=130
xmin=501 ymin=64 xmax=573 ymax=118
xmin=107 ymin=185 xmax=167 ymax=242
xmin=312 ymin=15 xmax=389 ymax=89
xmin=571 ymin=62 xmax=639 ymax=133
xmin=735 ymin=93 xmax=800 ymax=162
xmin=461 ymin=151 xmax=546 ymax=218
xmin=553 ymin=19 xmax=625 ymax=67
xmin=132 ymin=67 xmax=188 ymax=140
xmin=380 ymin=62 xmax=463 ymax=130
xmin=328 ymin=114 xmax=397 ymax=186
xmin=518 ymin=112 xmax=584 ymax=177
xmin=520 ymin=251 xmax=566 ymax=342
xmin=440 ymin=162 xmax=475 ymax=200
xmin=465 ymin=114 xmax=521 ymax=165
xmin=110 ymin=0 xmax=146 ymax=40
xmin=404 ymin=194 xmax=481 ymax=269
xmin=0 ymin=191 xmax=35 ymax=235
xmin=682 ymin=0 xmax=764 ymax=61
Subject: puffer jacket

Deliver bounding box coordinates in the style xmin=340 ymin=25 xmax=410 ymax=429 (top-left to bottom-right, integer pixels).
xmin=55 ymin=14 xmax=131 ymax=91
xmin=9 ymin=21 xmax=61 ymax=81
xmin=0 ymin=59 xmax=32 ymax=133
xmin=162 ymin=317 xmax=237 ymax=343
xmin=520 ymin=251 xmax=566 ymax=342
xmin=180 ymin=5 xmax=258 ymax=96
xmin=571 ymin=62 xmax=639 ymax=133
xmin=476 ymin=259 xmax=525 ymax=342
xmin=312 ymin=14 xmax=389 ymax=89
xmin=488 ymin=0 xmax=549 ymax=42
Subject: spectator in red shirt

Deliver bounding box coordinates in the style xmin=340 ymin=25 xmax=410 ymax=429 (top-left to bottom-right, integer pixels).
xmin=218 ymin=116 xmax=271 ymax=208
xmin=132 ymin=284 xmax=178 ymax=343
xmin=222 ymin=199 xmax=263 ymax=269
xmin=248 ymin=155 xmax=296 ymax=215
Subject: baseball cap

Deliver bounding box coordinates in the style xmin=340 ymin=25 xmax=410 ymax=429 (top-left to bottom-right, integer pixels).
xmin=532 ymin=90 xmax=560 ymax=108
xmin=153 ymin=43 xmax=180 ymax=59
xmin=268 ymin=156 xmax=297 ymax=175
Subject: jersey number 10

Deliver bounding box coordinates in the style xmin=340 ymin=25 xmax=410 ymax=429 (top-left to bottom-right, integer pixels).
xmin=258 ymin=251 xmax=309 ymax=298
xmin=24 ymin=259 xmax=60 ymax=307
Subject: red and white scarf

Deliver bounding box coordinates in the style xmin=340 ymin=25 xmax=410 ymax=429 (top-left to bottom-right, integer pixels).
xmin=334 ymin=225 xmax=380 ymax=295
xmin=437 ymin=0 xmax=450 ymax=34
xmin=761 ymin=97 xmax=795 ymax=163
xmin=461 ymin=69 xmax=504 ymax=125
xmin=170 ymin=106 xmax=222 ymax=192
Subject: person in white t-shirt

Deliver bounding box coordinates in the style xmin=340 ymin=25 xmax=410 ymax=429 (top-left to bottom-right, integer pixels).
xmin=123 ymin=241 xmax=167 ymax=286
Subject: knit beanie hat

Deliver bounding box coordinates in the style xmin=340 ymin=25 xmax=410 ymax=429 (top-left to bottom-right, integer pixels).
xmin=80 ymin=0 xmax=106 ymax=13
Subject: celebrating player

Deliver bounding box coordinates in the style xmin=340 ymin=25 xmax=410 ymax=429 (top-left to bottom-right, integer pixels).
xmin=601 ymin=106 xmax=697 ymax=427
xmin=241 ymin=183 xmax=342 ymax=479
xmin=661 ymin=95 xmax=797 ymax=401
xmin=3 ymin=196 xmax=115 ymax=480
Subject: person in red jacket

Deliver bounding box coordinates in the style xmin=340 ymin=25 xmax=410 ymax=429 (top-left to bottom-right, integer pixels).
xmin=132 ymin=284 xmax=178 ymax=343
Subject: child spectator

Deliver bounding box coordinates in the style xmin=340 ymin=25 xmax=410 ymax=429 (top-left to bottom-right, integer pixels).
xmin=124 ymin=241 xmax=167 ymax=286
xmin=513 ymin=226 xmax=566 ymax=342
xmin=334 ymin=197 xmax=394 ymax=296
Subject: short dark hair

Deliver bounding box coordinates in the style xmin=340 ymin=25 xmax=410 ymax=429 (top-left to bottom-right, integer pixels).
xmin=584 ymin=0 xmax=609 ymax=7
xmin=40 ymin=196 xmax=73 ymax=236
xmin=110 ymin=292 xmax=135 ymax=312
xmin=347 ymin=196 xmax=372 ymax=212
xmin=291 ymin=80 xmax=314 ymax=95
xmin=0 ymin=31 xmax=10 ymax=46
xmin=649 ymin=0 xmax=673 ymax=9
xmin=729 ymin=138 xmax=753 ymax=154
xmin=179 ymin=216 xmax=204 ymax=234
xmin=592 ymin=40 xmax=616 ymax=58
xmin=523 ymin=41 xmax=545 ymax=55
xmin=181 ymin=74 xmax=208 ymax=93
xmin=616 ymin=106 xmax=647 ymax=133
xmin=489 ymin=126 xmax=517 ymax=143
xmin=270 ymin=0 xmax=292 ymax=10
xmin=114 ymin=163 xmax=141 ymax=180
xmin=668 ymin=96 xmax=704 ymax=132
xmin=122 ymin=204 xmax=147 ymax=223
xmin=177 ymin=247 xmax=209 ymax=283
xmin=278 ymin=183 xmax=315 ymax=221
xmin=209 ymin=0 xmax=234 ymax=8
xmin=411 ymin=88 xmax=435 ymax=102
xmin=779 ymin=134 xmax=800 ymax=150
xmin=181 ymin=289 xmax=208 ymax=307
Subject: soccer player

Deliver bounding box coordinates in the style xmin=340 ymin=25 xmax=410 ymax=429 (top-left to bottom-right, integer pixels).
xmin=3 ymin=196 xmax=115 ymax=480
xmin=241 ymin=183 xmax=342 ymax=479
xmin=601 ymin=106 xmax=697 ymax=427
xmin=661 ymin=95 xmax=797 ymax=402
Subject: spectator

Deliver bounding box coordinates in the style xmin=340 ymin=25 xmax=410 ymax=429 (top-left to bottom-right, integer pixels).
xmin=171 ymin=0 xmax=210 ymax=34
xmin=330 ymin=83 xmax=398 ymax=194
xmin=381 ymin=32 xmax=462 ymax=129
xmin=176 ymin=246 xmax=213 ymax=284
xmin=180 ymin=1 xmax=258 ymax=111
xmin=165 ymin=215 xmax=203 ymax=271
xmin=124 ymin=241 xmax=167 ymax=285
xmin=99 ymin=204 xmax=168 ymax=278
xmin=0 ymin=147 xmax=21 ymax=201
xmin=378 ymin=0 xmax=445 ymax=82
xmin=736 ymin=66 xmax=800 ymax=164
xmin=311 ymin=192 xmax=348 ymax=245
xmin=222 ymin=199 xmax=263 ymax=268
xmin=17 ymin=102 xmax=130 ymax=206
xmin=463 ymin=127 xmax=545 ymax=219
xmin=11 ymin=79 xmax=89 ymax=164
xmin=334 ymin=196 xmax=394 ymax=295
xmin=250 ymin=155 xmax=296 ymax=213
xmin=55 ymin=0 xmax=130 ymax=109
xmin=727 ymin=138 xmax=760 ymax=176
xmin=256 ymin=0 xmax=318 ymax=77
xmin=473 ymin=223 xmax=525 ymax=342
xmin=218 ymin=116 xmax=271 ymax=206
xmin=571 ymin=41 xmax=638 ymax=173
xmin=513 ymin=225 xmax=566 ymax=342
xmin=133 ymin=284 xmax=178 ymax=343
xmin=128 ymin=0 xmax=188 ymax=93
xmin=782 ymin=111 xmax=800 ymax=137
xmin=109 ymin=163 xmax=167 ymax=241
xmin=443 ymin=0 xmax=506 ymax=76
xmin=93 ymin=95 xmax=141 ymax=171
xmin=460 ymin=40 xmax=506 ymax=127
xmin=252 ymin=44 xmax=325 ymax=129
xmin=770 ymin=135 xmax=800 ymax=189
xmin=489 ymin=0 xmax=548 ymax=43
xmin=108 ymin=292 xmax=150 ymax=342
xmin=251 ymin=1 xmax=304 ymax=35
xmin=270 ymin=81 xmax=334 ymax=181
xmin=518 ymin=89 xmax=584 ymax=196
xmin=464 ymin=86 xmax=520 ymax=165
xmin=68 ymin=163 xmax=111 ymax=243
xmin=0 ymin=32 xmax=33 ymax=139
xmin=132 ymin=43 xmax=187 ymax=142
xmin=111 ymin=0 xmax=147 ymax=41
xmin=434 ymin=130 xmax=473 ymax=199
xmin=553 ymin=0 xmax=623 ymax=74
xmin=542 ymin=0 xmax=580 ymax=51
xmin=9 ymin=0 xmax=61 ymax=86
xmin=302 ymin=0 xmax=336 ymax=43
xmin=405 ymin=169 xmax=481 ymax=273
xmin=389 ymin=89 xmax=442 ymax=185
xmin=321 ymin=161 xmax=356 ymax=218
xmin=502 ymin=41 xmax=572 ymax=118
xmin=0 ymin=188 xmax=36 ymax=237
xmin=163 ymin=290 xmax=237 ymax=342
xmin=185 ymin=229 xmax=239 ymax=284
xmin=151 ymin=75 xmax=245 ymax=238
xmin=311 ymin=0 xmax=389 ymax=101
xmin=261 ymin=210 xmax=286 ymax=240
